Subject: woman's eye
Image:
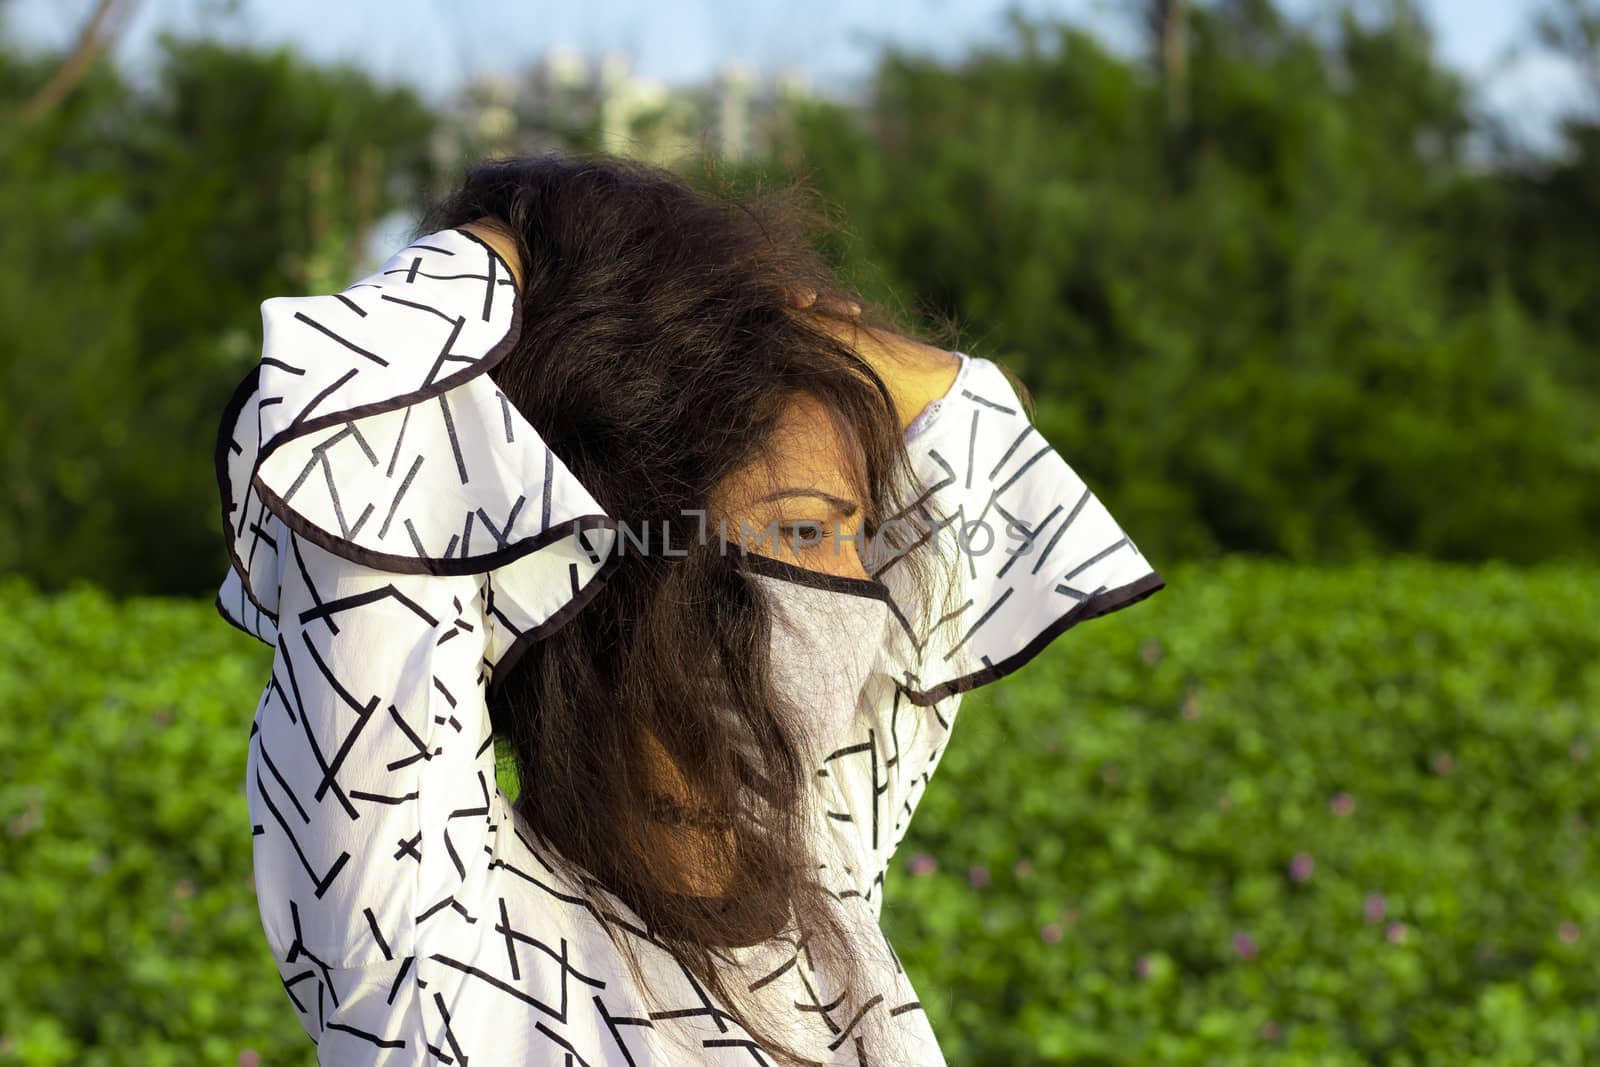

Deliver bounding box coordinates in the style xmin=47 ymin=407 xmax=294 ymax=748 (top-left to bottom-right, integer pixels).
xmin=777 ymin=522 xmax=849 ymax=559
xmin=777 ymin=522 xmax=831 ymax=544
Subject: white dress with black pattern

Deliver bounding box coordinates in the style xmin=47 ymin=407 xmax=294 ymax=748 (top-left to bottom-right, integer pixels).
xmin=215 ymin=226 xmax=1164 ymax=1065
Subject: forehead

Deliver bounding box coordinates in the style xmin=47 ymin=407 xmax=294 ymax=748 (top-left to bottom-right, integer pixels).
xmin=722 ymin=392 xmax=867 ymax=505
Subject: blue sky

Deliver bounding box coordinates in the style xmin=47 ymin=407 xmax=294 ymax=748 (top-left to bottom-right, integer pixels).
xmin=4 ymin=0 xmax=1585 ymax=146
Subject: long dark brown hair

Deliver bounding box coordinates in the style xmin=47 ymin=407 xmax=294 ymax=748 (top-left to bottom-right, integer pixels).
xmin=411 ymin=152 xmax=964 ymax=1065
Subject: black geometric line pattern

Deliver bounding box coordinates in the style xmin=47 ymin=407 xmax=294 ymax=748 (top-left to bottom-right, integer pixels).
xmin=213 ymin=226 xmax=620 ymax=681
xmin=870 ymin=353 xmax=1167 ymax=710
xmin=214 ymin=228 xmax=1164 ymax=1065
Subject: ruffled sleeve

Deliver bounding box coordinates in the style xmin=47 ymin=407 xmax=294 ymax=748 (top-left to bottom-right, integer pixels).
xmin=875 ymin=351 xmax=1165 ymax=707
xmin=212 ymin=227 xmax=619 ymax=1055
xmin=214 ymin=225 xmax=618 ymax=676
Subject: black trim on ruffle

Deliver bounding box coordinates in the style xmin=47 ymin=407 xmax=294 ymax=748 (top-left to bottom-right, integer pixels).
xmin=215 ymin=227 xmax=601 ymax=632
xmin=255 ymin=482 xmax=612 ymax=579
xmin=735 ymin=547 xmax=894 ymax=603
xmin=213 ymin=588 xmax=262 ymax=640
xmin=902 ymin=568 xmax=1167 ymax=707
xmin=485 ymin=533 xmax=626 ymax=701
xmin=214 ymin=363 xmax=276 ymax=623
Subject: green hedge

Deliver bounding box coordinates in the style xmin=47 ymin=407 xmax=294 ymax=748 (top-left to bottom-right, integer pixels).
xmin=2 ymin=559 xmax=1596 ymax=1065
xmin=0 ymin=576 xmax=280 ymax=1066
xmin=883 ymin=556 xmax=1600 ymax=1065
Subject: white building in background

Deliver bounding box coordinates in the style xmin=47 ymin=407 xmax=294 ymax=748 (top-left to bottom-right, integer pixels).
xmin=435 ymin=49 xmax=821 ymax=170
xmin=712 ymin=60 xmax=755 ymax=163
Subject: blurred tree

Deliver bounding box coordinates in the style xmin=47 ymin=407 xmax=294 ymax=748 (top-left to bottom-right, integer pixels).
xmin=1536 ymin=0 xmax=1600 ymax=100
xmin=774 ymin=0 xmax=1598 ymax=565
xmin=1147 ymin=0 xmax=1191 ymax=149
xmin=2 ymin=0 xmax=1597 ymax=593
xmin=0 ymin=33 xmax=437 ymax=595
xmin=1454 ymin=1 xmax=1600 ymax=380
xmin=11 ymin=0 xmax=135 ymax=125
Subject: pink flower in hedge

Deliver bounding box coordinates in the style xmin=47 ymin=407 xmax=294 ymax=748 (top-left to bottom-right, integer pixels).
xmin=1430 ymin=751 xmax=1455 ymax=776
xmin=1232 ymin=931 xmax=1258 ymax=960
xmin=1330 ymin=792 xmax=1356 ymax=817
xmin=1559 ymin=922 xmax=1580 ymax=944
xmin=1135 ymin=953 xmax=1151 ymax=979
xmin=1260 ymin=1020 xmax=1281 ymax=1040
xmin=7 ymin=798 xmax=40 ymax=837
xmin=1013 ymin=858 xmax=1035 ymax=880
xmin=1040 ymin=922 xmax=1063 ymax=944
xmin=968 ymin=865 xmax=990 ymax=888
xmin=1289 ymin=852 xmax=1314 ymax=882
xmin=238 ymin=1051 xmax=261 ymax=1067
xmin=1385 ymin=921 xmax=1407 ymax=944
xmin=906 ymin=852 xmax=937 ymax=877
xmin=174 ymin=879 xmax=195 ymax=900
xmin=1140 ymin=638 xmax=1163 ymax=664
xmin=1181 ymin=687 xmax=1202 ymax=720
xmin=1364 ymin=893 xmax=1386 ymax=923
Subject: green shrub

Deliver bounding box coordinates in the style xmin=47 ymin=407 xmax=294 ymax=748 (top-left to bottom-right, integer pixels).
xmin=3 ymin=559 xmax=1596 ymax=1065
xmin=881 ymin=556 xmax=1600 ymax=1065
xmin=0 ymin=575 xmax=290 ymax=1067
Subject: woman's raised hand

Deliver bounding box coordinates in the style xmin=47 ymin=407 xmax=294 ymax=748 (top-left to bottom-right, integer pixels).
xmin=782 ymin=287 xmax=961 ymax=434
xmin=461 ymin=217 xmax=525 ymax=294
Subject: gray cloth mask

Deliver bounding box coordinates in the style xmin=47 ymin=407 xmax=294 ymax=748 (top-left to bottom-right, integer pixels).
xmin=745 ymin=561 xmax=892 ymax=768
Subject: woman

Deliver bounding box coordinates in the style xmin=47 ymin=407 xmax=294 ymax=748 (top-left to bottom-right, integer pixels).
xmin=215 ymin=152 xmax=1164 ymax=1065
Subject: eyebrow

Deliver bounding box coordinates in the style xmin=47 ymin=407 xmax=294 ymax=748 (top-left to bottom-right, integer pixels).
xmin=754 ymin=487 xmax=860 ymax=516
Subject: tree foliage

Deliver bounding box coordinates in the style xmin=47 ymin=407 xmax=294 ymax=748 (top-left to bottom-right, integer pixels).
xmin=1 ymin=3 xmax=1596 ymax=594
xmin=772 ymin=2 xmax=1599 ymax=565
xmin=0 ymin=34 xmax=436 ymax=594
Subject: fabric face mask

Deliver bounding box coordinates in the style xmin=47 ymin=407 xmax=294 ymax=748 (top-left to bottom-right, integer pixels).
xmin=743 ymin=557 xmax=893 ymax=767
